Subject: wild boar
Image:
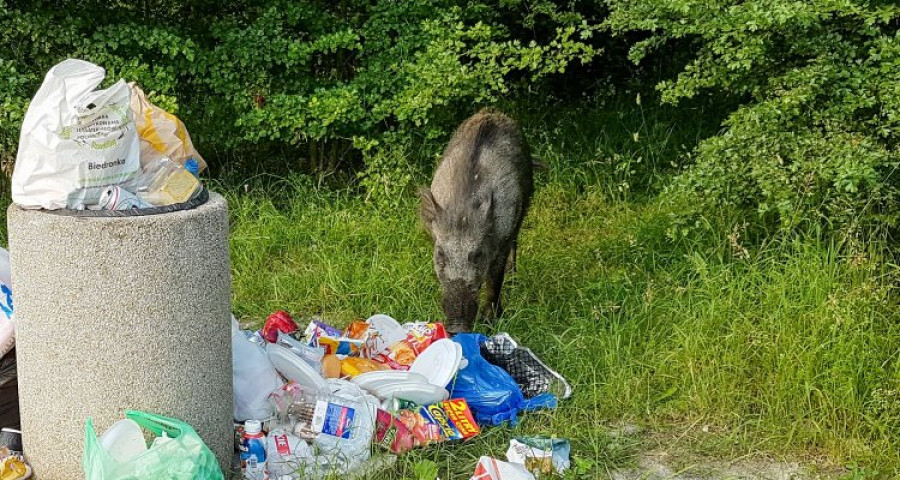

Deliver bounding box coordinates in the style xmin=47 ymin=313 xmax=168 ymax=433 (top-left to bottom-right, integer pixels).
xmin=420 ymin=109 xmax=535 ymax=333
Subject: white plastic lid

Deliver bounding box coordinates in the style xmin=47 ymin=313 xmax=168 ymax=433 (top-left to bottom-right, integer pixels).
xmin=409 ymin=338 xmax=462 ymax=388
xmin=99 ymin=419 xmax=148 ymax=463
xmin=244 ymin=420 xmax=262 ymax=434
xmin=350 ymin=370 xmax=430 ymax=392
xmin=371 ymin=381 xmax=449 ymax=405
xmin=267 ymin=343 xmax=328 ymax=391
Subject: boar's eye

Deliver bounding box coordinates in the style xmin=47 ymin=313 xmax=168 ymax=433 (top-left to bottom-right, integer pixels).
xmin=435 ymin=249 xmax=447 ymax=266
xmin=468 ymin=249 xmax=484 ymax=264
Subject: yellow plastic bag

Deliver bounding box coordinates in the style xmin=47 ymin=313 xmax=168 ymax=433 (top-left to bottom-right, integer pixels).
xmin=128 ymin=83 xmax=207 ymax=172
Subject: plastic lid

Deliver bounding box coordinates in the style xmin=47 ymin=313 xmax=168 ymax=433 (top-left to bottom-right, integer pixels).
xmin=267 ymin=343 xmax=328 ymax=391
xmin=409 ymin=338 xmax=462 ymax=388
xmin=99 ymin=419 xmax=148 ymax=463
xmin=185 ymin=158 xmax=199 ymax=176
xmin=244 ymin=420 xmax=262 ymax=434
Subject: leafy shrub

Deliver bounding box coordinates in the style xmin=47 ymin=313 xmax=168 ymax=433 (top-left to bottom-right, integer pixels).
xmin=0 ymin=0 xmax=600 ymax=197
xmin=605 ymin=1 xmax=900 ymax=234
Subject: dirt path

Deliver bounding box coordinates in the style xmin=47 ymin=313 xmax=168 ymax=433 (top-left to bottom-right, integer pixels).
xmin=610 ymin=450 xmax=841 ymax=480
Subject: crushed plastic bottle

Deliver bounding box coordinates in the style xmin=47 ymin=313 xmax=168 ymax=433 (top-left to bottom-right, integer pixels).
xmin=127 ymin=157 xmax=201 ymax=206
xmin=265 ymin=430 xmax=312 ymax=478
xmin=268 ymin=382 xmax=377 ymax=476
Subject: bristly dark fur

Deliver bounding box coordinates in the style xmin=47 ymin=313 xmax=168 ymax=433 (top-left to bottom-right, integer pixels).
xmin=419 ymin=108 xmax=535 ymax=332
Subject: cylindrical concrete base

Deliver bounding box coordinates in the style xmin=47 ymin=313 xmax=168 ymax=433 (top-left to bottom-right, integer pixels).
xmin=7 ymin=192 xmax=233 ymax=479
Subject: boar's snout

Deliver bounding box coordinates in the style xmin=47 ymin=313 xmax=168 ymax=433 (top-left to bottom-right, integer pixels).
xmin=441 ymin=279 xmax=479 ymax=334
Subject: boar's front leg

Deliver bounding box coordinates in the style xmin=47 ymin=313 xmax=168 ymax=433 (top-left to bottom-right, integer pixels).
xmin=484 ymin=247 xmax=510 ymax=320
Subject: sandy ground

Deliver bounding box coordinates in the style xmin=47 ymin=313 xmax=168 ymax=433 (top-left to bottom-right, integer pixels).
xmin=610 ymin=451 xmax=835 ymax=480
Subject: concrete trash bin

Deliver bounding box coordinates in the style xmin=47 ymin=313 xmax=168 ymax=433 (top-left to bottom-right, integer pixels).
xmin=7 ymin=191 xmax=233 ymax=479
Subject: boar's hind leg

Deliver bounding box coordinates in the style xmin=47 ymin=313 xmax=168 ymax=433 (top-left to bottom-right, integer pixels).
xmin=506 ymin=239 xmax=518 ymax=274
xmin=485 ymin=248 xmax=509 ymax=320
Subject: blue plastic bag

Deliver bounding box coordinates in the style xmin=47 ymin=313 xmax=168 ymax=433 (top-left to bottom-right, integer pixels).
xmin=449 ymin=334 xmax=556 ymax=426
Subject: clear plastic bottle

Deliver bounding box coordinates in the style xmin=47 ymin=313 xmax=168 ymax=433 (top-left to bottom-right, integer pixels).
xmin=129 ymin=158 xmax=201 ymax=206
xmin=265 ymin=429 xmax=313 ymax=479
xmin=268 ymin=382 xmax=377 ymax=476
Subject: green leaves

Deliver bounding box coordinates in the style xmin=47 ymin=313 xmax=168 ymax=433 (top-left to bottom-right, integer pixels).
xmin=608 ymin=0 xmax=900 ymax=234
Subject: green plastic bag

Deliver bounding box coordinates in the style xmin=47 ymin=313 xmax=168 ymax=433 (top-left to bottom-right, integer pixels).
xmin=84 ymin=410 xmax=224 ymax=480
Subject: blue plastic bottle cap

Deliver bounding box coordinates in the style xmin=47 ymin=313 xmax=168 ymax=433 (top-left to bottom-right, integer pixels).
xmin=185 ymin=158 xmax=199 ymax=176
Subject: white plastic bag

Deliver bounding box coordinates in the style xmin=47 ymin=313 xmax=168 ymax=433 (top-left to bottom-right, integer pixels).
xmin=470 ymin=456 xmax=536 ymax=480
xmin=12 ymin=59 xmax=140 ymax=209
xmin=232 ymin=317 xmax=283 ymax=421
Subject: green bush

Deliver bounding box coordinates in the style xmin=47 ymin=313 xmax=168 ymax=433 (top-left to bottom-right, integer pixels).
xmin=0 ymin=0 xmax=600 ymax=196
xmin=605 ymin=1 xmax=900 ymax=234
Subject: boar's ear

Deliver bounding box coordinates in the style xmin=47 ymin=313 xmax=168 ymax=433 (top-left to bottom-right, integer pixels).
xmin=419 ymin=187 xmax=441 ymax=232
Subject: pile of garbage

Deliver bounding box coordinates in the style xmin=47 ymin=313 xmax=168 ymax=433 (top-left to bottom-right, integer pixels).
xmin=12 ymin=58 xmax=206 ymax=211
xmin=232 ymin=311 xmax=573 ymax=480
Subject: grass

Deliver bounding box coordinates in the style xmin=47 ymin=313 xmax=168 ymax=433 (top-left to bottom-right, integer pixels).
xmin=216 ymin=95 xmax=900 ymax=479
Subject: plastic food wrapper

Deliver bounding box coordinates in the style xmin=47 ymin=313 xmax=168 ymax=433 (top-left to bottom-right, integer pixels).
xmin=363 ymin=315 xmax=405 ymax=349
xmin=318 ymin=335 xmax=364 ymax=356
xmin=262 ymin=310 xmax=299 ymax=343
xmin=470 ymin=456 xmax=535 ymax=480
xmin=342 ymin=320 xmax=370 ymax=340
xmin=361 ymin=315 xmax=412 ymax=369
xmin=303 ymin=320 xmax=363 ymax=355
xmin=403 ymin=322 xmax=448 ymax=354
xmin=374 ymin=398 xmax=479 ymax=453
xmin=481 ymin=333 xmax=572 ymax=399
xmin=304 ymin=320 xmax=342 ymax=340
xmin=362 ymin=316 xmax=448 ymax=370
xmin=373 ymin=409 xmax=415 ymax=454
xmin=505 ymin=437 xmax=571 ymax=475
xmin=368 ymin=339 xmax=416 ymax=370
xmin=129 ymin=82 xmax=206 ymax=171
xmin=450 ymin=334 xmax=556 ymax=426
xmin=0 ymin=447 xmax=31 ymax=480
xmin=341 ymin=357 xmax=389 ymax=377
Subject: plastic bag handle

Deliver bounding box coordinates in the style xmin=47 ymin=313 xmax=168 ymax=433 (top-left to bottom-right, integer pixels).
xmin=125 ymin=410 xmax=187 ymax=439
xmin=84 ymin=417 xmax=115 ymax=479
xmin=522 ymin=392 xmax=557 ymax=411
xmin=84 ymin=417 xmax=105 ymax=457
